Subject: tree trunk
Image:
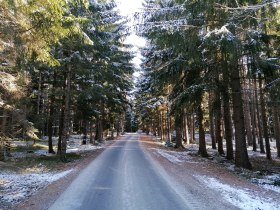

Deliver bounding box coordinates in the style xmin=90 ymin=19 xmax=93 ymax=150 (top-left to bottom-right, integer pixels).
xmin=258 ymin=74 xmax=271 ymax=160
xmin=89 ymin=121 xmax=95 ymax=144
xmin=95 ymin=118 xmax=103 ymax=141
xmin=254 ymin=75 xmax=265 ymax=153
xmin=230 ymin=65 xmax=251 ymax=169
xmin=243 ymin=83 xmax=253 ymax=146
xmin=37 ymin=70 xmax=42 ymax=115
xmin=174 ymin=112 xmax=184 ymax=149
xmin=272 ymin=105 xmax=280 ymax=157
xmin=221 ymin=62 xmax=234 ymax=160
xmin=250 ymin=77 xmax=257 ymax=151
xmin=47 ymin=72 xmax=56 ymax=154
xmin=0 ymin=140 xmax=4 ymax=161
xmin=215 ymin=91 xmax=224 ymax=155
xmin=197 ymin=104 xmax=208 ymax=157
xmin=82 ymin=120 xmax=87 ymax=144
xmin=188 ymin=114 xmax=195 ymax=143
xmin=159 ymin=111 xmax=164 ymax=141
xmin=183 ymin=111 xmax=190 ymax=144
xmin=58 ymin=65 xmax=71 ymax=161
xmin=209 ymin=91 xmax=216 ymax=149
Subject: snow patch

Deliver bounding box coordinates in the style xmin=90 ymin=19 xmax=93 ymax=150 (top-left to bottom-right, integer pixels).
xmin=0 ymin=169 xmax=73 ymax=205
xmin=153 ymin=149 xmax=196 ymax=164
xmin=197 ymin=175 xmax=280 ymax=210
xmin=252 ymin=174 xmax=280 ymax=194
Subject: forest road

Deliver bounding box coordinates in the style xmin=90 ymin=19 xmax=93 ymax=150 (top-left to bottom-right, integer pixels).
xmin=48 ymin=133 xmax=202 ymax=210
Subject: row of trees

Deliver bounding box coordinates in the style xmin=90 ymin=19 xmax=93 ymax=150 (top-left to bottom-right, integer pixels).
xmin=135 ymin=0 xmax=280 ymax=169
xmin=0 ymin=0 xmax=134 ymax=160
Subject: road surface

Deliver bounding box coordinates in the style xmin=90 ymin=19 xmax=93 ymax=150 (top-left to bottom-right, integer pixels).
xmin=49 ymin=133 xmax=200 ymax=210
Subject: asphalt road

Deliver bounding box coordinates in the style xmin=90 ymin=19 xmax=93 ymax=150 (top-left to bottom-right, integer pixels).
xmin=48 ymin=133 xmax=198 ymax=210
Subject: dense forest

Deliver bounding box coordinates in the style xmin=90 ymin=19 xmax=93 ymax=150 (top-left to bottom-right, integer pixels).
xmin=135 ymin=0 xmax=280 ymax=169
xmin=0 ymin=0 xmax=134 ymax=161
xmin=0 ymin=0 xmax=280 ymax=170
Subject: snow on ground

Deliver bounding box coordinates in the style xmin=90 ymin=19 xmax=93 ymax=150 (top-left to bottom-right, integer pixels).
xmin=67 ymin=138 xmax=106 ymax=153
xmin=252 ymin=174 xmax=280 ymax=193
xmin=152 ymin=148 xmax=198 ymax=164
xmin=1 ymin=135 xmax=110 ymax=208
xmin=10 ymin=135 xmax=107 ymax=158
xmin=197 ymin=175 xmax=280 ymax=210
xmin=0 ymin=169 xmax=73 ymax=206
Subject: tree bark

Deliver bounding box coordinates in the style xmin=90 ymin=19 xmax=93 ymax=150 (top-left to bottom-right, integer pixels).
xmin=174 ymin=112 xmax=184 ymax=149
xmin=272 ymin=104 xmax=280 ymax=157
xmin=209 ymin=91 xmax=216 ymax=149
xmin=250 ymin=77 xmax=257 ymax=151
xmin=89 ymin=121 xmax=95 ymax=144
xmin=258 ymin=74 xmax=271 ymax=160
xmin=58 ymin=64 xmax=71 ymax=161
xmin=215 ymin=91 xmax=224 ymax=155
xmin=0 ymin=140 xmax=4 ymax=161
xmin=183 ymin=110 xmax=190 ymax=144
xmin=230 ymin=65 xmax=251 ymax=169
xmin=221 ymin=61 xmax=234 ymax=160
xmin=254 ymin=75 xmax=265 ymax=153
xmin=243 ymin=82 xmax=253 ymax=146
xmin=47 ymin=72 xmax=56 ymax=154
xmin=197 ymin=103 xmax=208 ymax=157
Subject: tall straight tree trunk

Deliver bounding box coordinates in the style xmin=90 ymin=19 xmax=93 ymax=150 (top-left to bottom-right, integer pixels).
xmin=258 ymin=74 xmax=271 ymax=160
xmin=1 ymin=110 xmax=7 ymax=160
xmin=37 ymin=70 xmax=42 ymax=115
xmin=230 ymin=64 xmax=251 ymax=169
xmin=95 ymin=118 xmax=103 ymax=141
xmin=272 ymin=104 xmax=280 ymax=157
xmin=159 ymin=111 xmax=164 ymax=141
xmin=254 ymin=75 xmax=265 ymax=152
xmin=209 ymin=91 xmax=216 ymax=149
xmin=174 ymin=112 xmax=184 ymax=149
xmin=250 ymin=76 xmax=257 ymax=151
xmin=191 ymin=114 xmax=195 ymax=143
xmin=215 ymin=91 xmax=224 ymax=155
xmin=183 ymin=110 xmax=190 ymax=144
xmin=174 ymin=114 xmax=183 ymax=148
xmin=221 ymin=59 xmax=234 ymax=160
xmin=48 ymin=72 xmax=56 ymax=154
xmin=243 ymin=82 xmax=253 ymax=146
xmin=89 ymin=121 xmax=95 ymax=144
xmin=82 ymin=120 xmax=87 ymax=144
xmin=197 ymin=103 xmax=208 ymax=157
xmin=58 ymin=65 xmax=71 ymax=161
xmin=95 ymin=100 xmax=105 ymax=141
xmin=187 ymin=115 xmax=194 ymax=143
xmin=0 ymin=139 xmax=4 ymax=161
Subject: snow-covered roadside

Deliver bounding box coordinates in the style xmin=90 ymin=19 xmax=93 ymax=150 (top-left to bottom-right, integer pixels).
xmin=152 ymin=148 xmax=198 ymax=164
xmin=0 ymin=169 xmax=73 ymax=207
xmin=197 ymin=175 xmax=280 ymax=210
xmin=10 ymin=135 xmax=108 ymax=158
xmin=1 ymin=135 xmax=111 ymax=208
xmin=252 ymin=174 xmax=280 ymax=193
xmin=153 ymin=147 xmax=280 ymax=196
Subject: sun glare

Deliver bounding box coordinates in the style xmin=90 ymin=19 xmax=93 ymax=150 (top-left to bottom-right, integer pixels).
xmin=117 ymin=0 xmax=144 ymax=16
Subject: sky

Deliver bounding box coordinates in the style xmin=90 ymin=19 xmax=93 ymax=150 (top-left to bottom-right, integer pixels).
xmin=116 ymin=0 xmax=144 ymax=16
xmin=116 ymin=0 xmax=146 ymax=72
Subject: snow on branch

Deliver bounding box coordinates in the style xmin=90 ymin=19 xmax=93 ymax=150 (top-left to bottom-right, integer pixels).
xmin=265 ymin=78 xmax=280 ymax=89
xmin=215 ymin=1 xmax=280 ymax=11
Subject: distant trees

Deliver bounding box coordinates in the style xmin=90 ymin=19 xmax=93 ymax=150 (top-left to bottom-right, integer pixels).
xmin=135 ymin=0 xmax=279 ymax=169
xmin=0 ymin=0 xmax=134 ymax=160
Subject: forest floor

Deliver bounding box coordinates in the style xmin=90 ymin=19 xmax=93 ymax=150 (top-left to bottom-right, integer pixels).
xmin=0 ymin=136 xmax=114 ymax=210
xmin=140 ymin=134 xmax=280 ymax=210
xmin=1 ymin=133 xmax=280 ymax=210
